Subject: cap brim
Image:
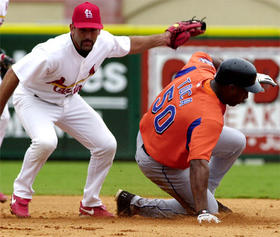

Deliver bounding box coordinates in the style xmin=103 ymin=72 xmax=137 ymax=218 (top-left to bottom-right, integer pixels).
xmin=244 ymin=79 xmax=264 ymax=93
xmin=74 ymin=22 xmax=103 ymax=29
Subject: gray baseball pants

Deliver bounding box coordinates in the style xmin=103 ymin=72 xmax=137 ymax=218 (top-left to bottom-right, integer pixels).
xmin=130 ymin=126 xmax=246 ymax=218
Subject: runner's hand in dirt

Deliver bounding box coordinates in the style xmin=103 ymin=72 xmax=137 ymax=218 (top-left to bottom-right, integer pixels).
xmin=197 ymin=210 xmax=221 ymax=224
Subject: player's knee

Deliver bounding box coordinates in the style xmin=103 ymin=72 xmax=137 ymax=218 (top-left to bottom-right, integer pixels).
xmin=233 ymin=131 xmax=246 ymax=154
xmin=0 ymin=117 xmax=9 ymax=128
xmin=92 ymin=136 xmax=117 ymax=161
xmin=0 ymin=116 xmax=9 ymax=123
xmin=32 ymin=137 xmax=58 ymax=154
xmin=103 ymin=136 xmax=117 ymax=158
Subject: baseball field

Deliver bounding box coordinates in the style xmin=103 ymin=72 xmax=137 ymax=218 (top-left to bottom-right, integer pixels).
xmin=0 ymin=161 xmax=280 ymax=236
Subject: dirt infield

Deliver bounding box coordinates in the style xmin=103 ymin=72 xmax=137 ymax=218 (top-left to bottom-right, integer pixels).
xmin=0 ymin=196 xmax=279 ymax=237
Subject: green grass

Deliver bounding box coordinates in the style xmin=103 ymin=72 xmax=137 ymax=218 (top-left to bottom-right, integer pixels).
xmin=0 ymin=161 xmax=279 ymax=199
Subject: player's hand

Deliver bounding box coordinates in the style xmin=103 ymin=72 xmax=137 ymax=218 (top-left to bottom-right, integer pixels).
xmin=197 ymin=210 xmax=221 ymax=224
xmin=257 ymin=73 xmax=277 ymax=87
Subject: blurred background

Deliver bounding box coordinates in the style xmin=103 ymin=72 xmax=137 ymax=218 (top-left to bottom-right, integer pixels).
xmin=5 ymin=0 xmax=280 ymax=26
xmin=0 ymin=0 xmax=279 ymax=163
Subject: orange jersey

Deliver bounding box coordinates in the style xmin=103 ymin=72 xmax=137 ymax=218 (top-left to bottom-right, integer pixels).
xmin=140 ymin=52 xmax=226 ymax=169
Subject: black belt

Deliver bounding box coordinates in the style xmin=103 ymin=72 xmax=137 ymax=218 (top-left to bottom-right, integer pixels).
xmin=142 ymin=144 xmax=150 ymax=156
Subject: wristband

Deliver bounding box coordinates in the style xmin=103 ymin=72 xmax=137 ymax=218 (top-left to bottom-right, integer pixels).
xmin=197 ymin=209 xmax=209 ymax=215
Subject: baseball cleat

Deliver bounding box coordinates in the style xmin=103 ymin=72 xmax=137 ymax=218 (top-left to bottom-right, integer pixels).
xmin=10 ymin=194 xmax=31 ymax=218
xmin=79 ymin=201 xmax=114 ymax=217
xmin=217 ymin=200 xmax=232 ymax=213
xmin=0 ymin=192 xmax=7 ymax=203
xmin=115 ymin=189 xmax=135 ymax=217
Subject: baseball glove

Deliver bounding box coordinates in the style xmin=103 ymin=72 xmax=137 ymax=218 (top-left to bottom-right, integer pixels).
xmin=0 ymin=48 xmax=15 ymax=78
xmin=166 ymin=17 xmax=206 ymax=49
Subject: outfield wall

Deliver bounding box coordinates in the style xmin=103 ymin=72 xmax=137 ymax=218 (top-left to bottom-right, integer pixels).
xmin=0 ymin=24 xmax=279 ymax=161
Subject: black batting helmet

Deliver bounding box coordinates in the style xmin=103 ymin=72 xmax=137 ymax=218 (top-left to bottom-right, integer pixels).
xmin=214 ymin=58 xmax=263 ymax=93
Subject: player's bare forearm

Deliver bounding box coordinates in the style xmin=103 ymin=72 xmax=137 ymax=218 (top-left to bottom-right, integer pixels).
xmin=128 ymin=32 xmax=171 ymax=54
xmin=0 ymin=68 xmax=19 ymax=115
xmin=190 ymin=159 xmax=209 ymax=213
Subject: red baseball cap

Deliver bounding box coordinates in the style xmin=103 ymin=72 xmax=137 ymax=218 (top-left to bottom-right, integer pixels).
xmin=72 ymin=2 xmax=103 ymax=29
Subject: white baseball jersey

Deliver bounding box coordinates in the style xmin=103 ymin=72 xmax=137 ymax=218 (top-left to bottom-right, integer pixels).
xmin=12 ymin=30 xmax=130 ymax=106
xmin=0 ymin=0 xmax=9 ymax=26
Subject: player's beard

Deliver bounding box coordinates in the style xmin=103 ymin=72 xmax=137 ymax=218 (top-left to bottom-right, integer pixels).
xmin=81 ymin=39 xmax=94 ymax=52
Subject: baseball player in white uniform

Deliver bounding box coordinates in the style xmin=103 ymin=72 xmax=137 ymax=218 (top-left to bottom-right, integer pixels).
xmin=0 ymin=0 xmax=10 ymax=203
xmin=0 ymin=0 xmax=8 ymax=27
xmin=0 ymin=1 xmax=198 ymax=217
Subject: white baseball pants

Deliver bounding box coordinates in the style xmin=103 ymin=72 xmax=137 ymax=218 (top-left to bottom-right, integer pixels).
xmin=13 ymin=92 xmax=116 ymax=207
xmin=0 ymin=79 xmax=10 ymax=147
xmin=0 ymin=104 xmax=10 ymax=147
xmin=131 ymin=127 xmax=246 ymax=218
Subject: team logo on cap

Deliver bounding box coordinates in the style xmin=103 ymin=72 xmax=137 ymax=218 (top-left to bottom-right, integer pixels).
xmin=84 ymin=9 xmax=93 ymax=18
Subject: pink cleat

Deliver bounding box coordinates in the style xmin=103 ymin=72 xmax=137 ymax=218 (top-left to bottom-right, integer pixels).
xmin=10 ymin=194 xmax=31 ymax=218
xmin=0 ymin=192 xmax=7 ymax=203
xmin=79 ymin=201 xmax=114 ymax=217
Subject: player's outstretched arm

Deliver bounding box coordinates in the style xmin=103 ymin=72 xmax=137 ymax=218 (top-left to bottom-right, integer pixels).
xmin=0 ymin=68 xmax=19 ymax=116
xmin=190 ymin=159 xmax=209 ymax=212
xmin=190 ymin=159 xmax=221 ymax=224
xmin=129 ymin=31 xmax=171 ymax=54
xmin=129 ymin=18 xmax=206 ymax=54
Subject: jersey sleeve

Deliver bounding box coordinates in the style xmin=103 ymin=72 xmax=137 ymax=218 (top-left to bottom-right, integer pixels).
xmin=187 ymin=118 xmax=223 ymax=162
xmin=12 ymin=48 xmax=50 ymax=85
xmin=104 ymin=32 xmax=131 ymax=58
xmin=187 ymin=51 xmax=216 ymax=75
